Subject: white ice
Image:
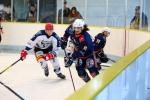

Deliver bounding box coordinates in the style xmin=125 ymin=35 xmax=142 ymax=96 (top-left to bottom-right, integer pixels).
xmin=0 ymin=53 xmax=85 ymax=100
xmin=0 ymin=52 xmax=114 ymax=100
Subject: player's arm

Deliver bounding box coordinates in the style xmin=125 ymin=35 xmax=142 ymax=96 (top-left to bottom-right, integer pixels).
xmin=61 ymin=25 xmax=72 ymax=49
xmin=45 ymin=37 xmax=60 ymax=60
xmin=84 ymin=33 xmax=94 ymax=53
xmin=20 ymin=33 xmax=41 ymax=60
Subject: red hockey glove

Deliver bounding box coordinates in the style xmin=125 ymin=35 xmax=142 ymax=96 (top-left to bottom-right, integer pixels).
xmin=45 ymin=53 xmax=55 ymax=60
xmin=20 ymin=50 xmax=28 ymax=60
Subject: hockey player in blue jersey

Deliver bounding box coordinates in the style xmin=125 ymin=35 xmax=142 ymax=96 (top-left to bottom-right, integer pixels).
xmin=20 ymin=23 xmax=66 ymax=79
xmin=93 ymin=27 xmax=111 ymax=70
xmin=64 ymin=19 xmax=99 ymax=82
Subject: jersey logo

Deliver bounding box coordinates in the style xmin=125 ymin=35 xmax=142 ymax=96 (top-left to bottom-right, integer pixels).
xmin=96 ymin=39 xmax=101 ymax=44
xmin=79 ymin=35 xmax=85 ymax=42
xmin=40 ymin=40 xmax=52 ymax=48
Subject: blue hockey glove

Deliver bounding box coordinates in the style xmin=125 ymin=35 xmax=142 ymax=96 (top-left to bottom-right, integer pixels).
xmin=60 ymin=37 xmax=67 ymax=50
xmin=64 ymin=56 xmax=73 ymax=68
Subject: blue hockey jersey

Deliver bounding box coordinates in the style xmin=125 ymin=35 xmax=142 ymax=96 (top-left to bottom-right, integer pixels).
xmin=93 ymin=33 xmax=106 ymax=52
xmin=63 ymin=25 xmax=74 ymax=41
xmin=71 ymin=31 xmax=94 ymax=59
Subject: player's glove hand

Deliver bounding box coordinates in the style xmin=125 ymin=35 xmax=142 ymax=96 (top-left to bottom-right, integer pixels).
xmin=45 ymin=53 xmax=55 ymax=60
xmin=97 ymin=52 xmax=109 ymax=63
xmin=64 ymin=56 xmax=73 ymax=68
xmin=20 ymin=50 xmax=28 ymax=60
xmin=60 ymin=37 xmax=67 ymax=50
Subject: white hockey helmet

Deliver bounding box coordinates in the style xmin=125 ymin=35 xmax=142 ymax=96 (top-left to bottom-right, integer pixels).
xmin=73 ymin=19 xmax=85 ymax=28
xmin=101 ymin=27 xmax=111 ymax=33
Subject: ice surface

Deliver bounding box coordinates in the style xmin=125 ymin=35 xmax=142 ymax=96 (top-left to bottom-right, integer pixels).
xmin=0 ymin=52 xmax=119 ymax=100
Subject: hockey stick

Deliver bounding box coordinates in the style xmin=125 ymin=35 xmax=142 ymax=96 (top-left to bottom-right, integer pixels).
xmin=64 ymin=49 xmax=76 ymax=91
xmin=93 ymin=52 xmax=99 ymax=69
xmin=100 ymin=63 xmax=112 ymax=67
xmin=108 ymin=58 xmax=116 ymax=63
xmin=0 ymin=58 xmax=22 ymax=75
xmin=0 ymin=81 xmax=24 ymax=100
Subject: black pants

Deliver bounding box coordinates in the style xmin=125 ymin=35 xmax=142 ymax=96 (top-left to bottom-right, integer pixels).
xmin=76 ymin=56 xmax=99 ymax=78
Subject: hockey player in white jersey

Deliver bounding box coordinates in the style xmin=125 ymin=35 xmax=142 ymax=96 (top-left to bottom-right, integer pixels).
xmin=20 ymin=23 xmax=66 ymax=79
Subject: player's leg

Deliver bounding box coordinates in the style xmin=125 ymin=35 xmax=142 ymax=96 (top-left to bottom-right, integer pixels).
xmin=86 ymin=57 xmax=99 ymax=78
xmin=76 ymin=58 xmax=91 ymax=82
xmin=35 ymin=50 xmax=49 ymax=77
xmin=50 ymin=57 xmax=66 ymax=79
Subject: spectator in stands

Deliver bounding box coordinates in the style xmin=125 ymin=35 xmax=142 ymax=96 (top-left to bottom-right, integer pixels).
xmin=68 ymin=7 xmax=82 ymax=23
xmin=58 ymin=0 xmax=70 ymax=24
xmin=130 ymin=6 xmax=148 ymax=31
xmin=0 ymin=9 xmax=5 ymax=21
xmin=3 ymin=4 xmax=11 ymax=21
xmin=27 ymin=4 xmax=37 ymax=22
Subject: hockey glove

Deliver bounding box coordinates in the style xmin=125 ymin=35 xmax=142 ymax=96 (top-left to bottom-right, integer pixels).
xmin=60 ymin=37 xmax=67 ymax=50
xmin=97 ymin=50 xmax=103 ymax=57
xmin=64 ymin=56 xmax=73 ymax=68
xmin=98 ymin=52 xmax=109 ymax=63
xmin=45 ymin=53 xmax=55 ymax=60
xmin=20 ymin=50 xmax=28 ymax=60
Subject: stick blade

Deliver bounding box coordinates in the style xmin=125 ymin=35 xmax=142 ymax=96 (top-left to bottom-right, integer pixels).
xmin=100 ymin=63 xmax=112 ymax=67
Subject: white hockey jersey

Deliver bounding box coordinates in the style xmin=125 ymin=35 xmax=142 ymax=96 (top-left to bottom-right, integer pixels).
xmin=25 ymin=30 xmax=61 ymax=55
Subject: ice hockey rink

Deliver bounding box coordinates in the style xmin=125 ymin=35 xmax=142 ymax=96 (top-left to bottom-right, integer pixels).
xmin=0 ymin=52 xmax=117 ymax=100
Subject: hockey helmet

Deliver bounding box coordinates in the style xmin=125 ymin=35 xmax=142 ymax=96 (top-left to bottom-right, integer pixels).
xmin=45 ymin=23 xmax=53 ymax=30
xmin=73 ymin=19 xmax=85 ymax=28
xmin=101 ymin=27 xmax=111 ymax=33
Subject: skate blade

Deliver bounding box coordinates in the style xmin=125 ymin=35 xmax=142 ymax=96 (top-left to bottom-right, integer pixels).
xmin=100 ymin=63 xmax=112 ymax=67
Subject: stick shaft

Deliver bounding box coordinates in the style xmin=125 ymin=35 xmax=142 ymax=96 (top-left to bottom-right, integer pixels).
xmin=64 ymin=50 xmax=76 ymax=91
xmin=0 ymin=58 xmax=21 ymax=75
xmin=0 ymin=81 xmax=24 ymax=100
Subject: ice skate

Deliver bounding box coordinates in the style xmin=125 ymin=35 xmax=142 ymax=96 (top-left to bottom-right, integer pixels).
xmin=57 ymin=73 xmax=66 ymax=79
xmin=44 ymin=66 xmax=49 ymax=77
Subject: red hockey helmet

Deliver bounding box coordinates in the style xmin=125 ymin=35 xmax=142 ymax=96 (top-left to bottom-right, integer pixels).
xmin=45 ymin=23 xmax=53 ymax=30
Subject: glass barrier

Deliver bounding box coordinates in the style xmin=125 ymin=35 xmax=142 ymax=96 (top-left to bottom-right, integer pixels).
xmin=107 ymin=0 xmax=126 ymax=27
xmin=27 ymin=0 xmax=37 ymax=22
xmin=0 ymin=0 xmax=149 ymax=31
xmin=128 ymin=0 xmax=149 ymax=31
xmin=39 ymin=0 xmax=56 ymax=23
xmin=57 ymin=0 xmax=85 ymax=24
xmin=142 ymin=0 xmax=149 ymax=31
xmin=86 ymin=0 xmax=107 ymax=26
xmin=13 ymin=0 xmax=28 ymax=22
